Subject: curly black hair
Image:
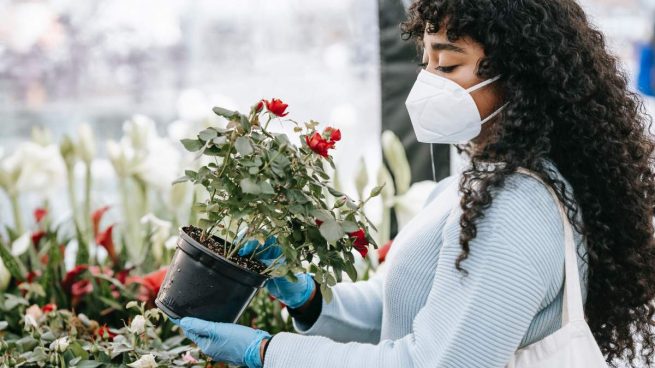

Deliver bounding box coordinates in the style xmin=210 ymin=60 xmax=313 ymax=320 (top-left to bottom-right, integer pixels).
xmin=401 ymin=0 xmax=655 ymax=366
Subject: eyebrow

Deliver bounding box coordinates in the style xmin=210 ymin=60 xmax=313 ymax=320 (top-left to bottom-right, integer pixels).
xmin=430 ymin=42 xmax=466 ymax=54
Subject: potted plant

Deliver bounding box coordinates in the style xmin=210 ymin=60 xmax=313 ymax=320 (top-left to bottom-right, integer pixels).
xmin=155 ymin=98 xmax=381 ymax=323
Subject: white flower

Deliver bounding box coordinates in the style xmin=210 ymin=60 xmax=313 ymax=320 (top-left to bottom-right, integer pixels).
xmin=11 ymin=232 xmax=31 ymax=256
xmin=130 ymin=315 xmax=146 ymax=334
xmin=25 ymin=304 xmax=43 ymax=321
xmin=31 ymin=126 xmax=53 ymax=146
xmin=0 ymin=142 xmax=65 ymax=195
xmin=76 ymin=123 xmax=96 ymax=164
xmin=382 ymin=130 xmax=411 ymax=195
xmin=0 ymin=258 xmax=10 ymax=291
xmin=164 ymin=236 xmax=178 ymax=250
xmin=124 ymin=115 xmax=157 ymax=151
xmin=141 ymin=214 xmax=172 ymax=260
xmin=107 ymin=139 xmax=141 ymax=178
xmin=24 ymin=314 xmax=38 ymax=329
xmin=128 ymin=354 xmax=157 ymax=368
xmin=49 ymin=336 xmax=69 ymax=352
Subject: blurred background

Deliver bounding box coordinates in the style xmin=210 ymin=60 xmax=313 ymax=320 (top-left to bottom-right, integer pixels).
xmin=2 ymin=0 xmax=655 ymax=236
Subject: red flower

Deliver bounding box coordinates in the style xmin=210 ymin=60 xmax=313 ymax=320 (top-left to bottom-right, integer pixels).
xmin=62 ymin=265 xmax=89 ymax=292
xmin=255 ymin=100 xmax=264 ymax=113
xmin=31 ymin=230 xmax=46 ymax=249
xmin=71 ymin=279 xmax=93 ymax=298
xmin=264 ymin=98 xmax=289 ymax=117
xmin=348 ymin=229 xmax=369 ymax=258
xmin=324 ymin=127 xmax=341 ymax=142
xmin=127 ymin=267 xmax=168 ymax=304
xmin=42 ymin=303 xmax=57 ymax=313
xmin=91 ymin=206 xmax=111 ymax=237
xmin=96 ymin=225 xmax=117 ymax=263
xmin=378 ymin=240 xmax=393 ymax=263
xmin=95 ymin=324 xmax=116 ymax=341
xmin=25 ymin=271 xmax=41 ymax=283
xmin=305 ymin=132 xmax=336 ymax=158
xmin=34 ymin=208 xmax=47 ymax=223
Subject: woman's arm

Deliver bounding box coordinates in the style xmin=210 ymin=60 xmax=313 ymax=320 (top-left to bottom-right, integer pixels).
xmin=288 ymin=269 xmax=385 ymax=344
xmin=264 ymin=174 xmax=566 ymax=367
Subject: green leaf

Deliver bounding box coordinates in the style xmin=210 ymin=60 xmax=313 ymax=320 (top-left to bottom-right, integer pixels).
xmin=344 ymin=261 xmax=358 ymax=282
xmin=213 ymin=136 xmax=228 ymax=145
xmin=199 ymin=128 xmax=218 ymax=141
xmin=181 ymin=139 xmax=204 ymax=152
xmin=321 ymin=284 xmax=333 ymax=303
xmin=311 ymin=209 xmax=334 ymax=222
xmin=212 ymin=106 xmax=237 ymax=118
xmin=240 ymin=178 xmax=261 ymax=194
xmin=318 ymin=220 xmax=345 ymax=243
xmin=0 ymin=241 xmax=24 ymax=281
xmin=260 ymin=181 xmax=276 ymax=195
xmin=235 ymin=137 xmax=254 ymax=156
xmin=369 ymin=184 xmax=385 ymax=198
xmin=240 ymin=114 xmax=251 ymax=132
xmin=327 ymin=186 xmax=345 ymax=197
xmin=172 ymin=175 xmax=190 ymax=185
xmin=341 ymin=221 xmax=359 ymax=233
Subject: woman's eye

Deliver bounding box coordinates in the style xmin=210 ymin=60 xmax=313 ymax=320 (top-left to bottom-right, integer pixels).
xmin=436 ymin=65 xmax=459 ymax=73
xmin=417 ymin=62 xmax=428 ymax=69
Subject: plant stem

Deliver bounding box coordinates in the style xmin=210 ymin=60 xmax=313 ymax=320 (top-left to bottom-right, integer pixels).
xmin=9 ymin=193 xmax=24 ymax=234
xmin=118 ymin=178 xmax=137 ymax=261
xmin=83 ymin=162 xmax=92 ymax=237
xmin=262 ymin=255 xmax=285 ymax=274
xmin=66 ymin=164 xmax=80 ymax=230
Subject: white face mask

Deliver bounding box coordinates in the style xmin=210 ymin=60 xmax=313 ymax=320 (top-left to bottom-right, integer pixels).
xmin=405 ymin=69 xmax=507 ymax=144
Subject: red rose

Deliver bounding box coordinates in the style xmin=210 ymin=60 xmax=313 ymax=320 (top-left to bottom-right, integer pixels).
xmin=95 ymin=324 xmax=116 ymax=341
xmin=378 ymin=240 xmax=393 ymax=263
xmin=255 ymin=100 xmax=264 ymax=113
xmin=34 ymin=208 xmax=47 ymax=223
xmin=96 ymin=225 xmax=117 ymax=263
xmin=324 ymin=127 xmax=341 ymax=142
xmin=305 ymin=132 xmax=336 ymax=158
xmin=348 ymin=228 xmax=369 ymax=258
xmin=31 ymin=230 xmax=46 ymax=249
xmin=264 ymin=98 xmax=289 ymax=117
xmin=91 ymin=206 xmax=110 ymax=237
xmin=42 ymin=303 xmax=57 ymax=313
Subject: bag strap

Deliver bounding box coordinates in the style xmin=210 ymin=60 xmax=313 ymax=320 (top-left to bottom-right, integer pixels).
xmin=514 ymin=167 xmax=585 ymax=324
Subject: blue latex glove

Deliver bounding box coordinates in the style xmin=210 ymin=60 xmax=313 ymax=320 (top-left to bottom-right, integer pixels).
xmin=238 ymin=235 xmax=315 ymax=309
xmin=175 ymin=317 xmax=270 ymax=368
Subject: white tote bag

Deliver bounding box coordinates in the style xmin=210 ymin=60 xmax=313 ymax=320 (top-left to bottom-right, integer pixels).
xmin=505 ymin=167 xmax=608 ymax=368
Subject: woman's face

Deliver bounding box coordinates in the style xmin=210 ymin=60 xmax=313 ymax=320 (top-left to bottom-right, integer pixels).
xmin=421 ymin=26 xmax=503 ymax=146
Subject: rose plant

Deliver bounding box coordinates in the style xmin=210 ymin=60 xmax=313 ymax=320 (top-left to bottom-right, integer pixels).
xmin=156 ymin=98 xmax=381 ymax=322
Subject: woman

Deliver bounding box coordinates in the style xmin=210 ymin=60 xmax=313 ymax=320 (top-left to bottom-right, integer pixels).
xmin=175 ymin=1 xmax=655 ymax=367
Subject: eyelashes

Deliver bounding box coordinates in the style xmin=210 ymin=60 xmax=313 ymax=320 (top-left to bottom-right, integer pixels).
xmin=417 ymin=62 xmax=459 ymax=73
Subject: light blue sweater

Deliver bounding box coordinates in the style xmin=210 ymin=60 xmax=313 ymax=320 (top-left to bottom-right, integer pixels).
xmin=265 ymin=158 xmax=590 ymax=367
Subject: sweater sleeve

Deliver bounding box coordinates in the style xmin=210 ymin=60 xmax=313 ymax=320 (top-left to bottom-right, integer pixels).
xmin=264 ymin=174 xmax=566 ymax=368
xmin=290 ymin=268 xmax=385 ymax=344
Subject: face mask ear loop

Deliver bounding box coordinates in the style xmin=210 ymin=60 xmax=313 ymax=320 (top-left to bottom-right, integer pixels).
xmin=430 ymin=143 xmax=437 ymax=182
xmin=480 ymin=102 xmax=509 ymax=125
xmin=465 ymin=74 xmax=502 ymax=93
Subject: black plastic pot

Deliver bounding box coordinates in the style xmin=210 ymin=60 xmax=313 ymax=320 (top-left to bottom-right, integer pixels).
xmin=155 ymin=227 xmax=268 ymax=323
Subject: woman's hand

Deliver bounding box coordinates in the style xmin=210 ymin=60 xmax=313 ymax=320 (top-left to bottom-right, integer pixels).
xmin=238 ymin=236 xmax=316 ymax=309
xmin=173 ymin=317 xmax=270 ymax=368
